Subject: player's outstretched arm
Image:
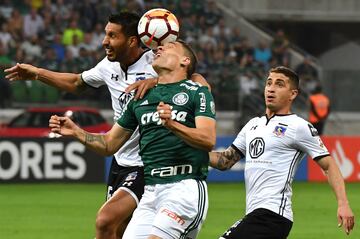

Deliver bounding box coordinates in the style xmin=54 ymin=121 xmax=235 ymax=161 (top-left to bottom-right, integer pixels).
xmin=209 ymin=146 xmax=242 ymax=170
xmin=157 ymin=102 xmax=215 ymax=151
xmin=316 ymin=155 xmax=355 ymax=235
xmin=49 ymin=115 xmax=132 ymax=156
xmin=5 ymin=63 xmax=87 ymax=94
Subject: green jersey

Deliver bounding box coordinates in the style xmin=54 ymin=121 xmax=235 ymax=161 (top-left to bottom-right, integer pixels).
xmin=117 ymin=79 xmax=216 ymax=185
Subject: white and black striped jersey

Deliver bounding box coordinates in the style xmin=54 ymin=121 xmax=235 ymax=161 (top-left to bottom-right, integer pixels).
xmin=81 ymin=50 xmax=157 ymax=167
xmin=232 ymin=114 xmax=329 ymax=221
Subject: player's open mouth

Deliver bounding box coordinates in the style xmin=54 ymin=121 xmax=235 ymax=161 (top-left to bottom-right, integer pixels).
xmin=105 ymin=48 xmax=113 ymax=55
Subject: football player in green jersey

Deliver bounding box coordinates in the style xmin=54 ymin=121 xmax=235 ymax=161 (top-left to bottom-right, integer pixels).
xmin=49 ymin=40 xmax=216 ymax=239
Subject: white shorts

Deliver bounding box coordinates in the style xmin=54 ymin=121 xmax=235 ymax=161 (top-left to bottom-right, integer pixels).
xmin=123 ymin=179 xmax=208 ymax=239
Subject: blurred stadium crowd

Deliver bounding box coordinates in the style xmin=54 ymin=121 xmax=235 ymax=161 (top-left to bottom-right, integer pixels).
xmin=0 ymin=0 xmax=319 ymax=115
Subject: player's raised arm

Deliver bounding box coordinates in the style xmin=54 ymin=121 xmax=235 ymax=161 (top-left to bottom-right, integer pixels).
xmin=209 ymin=146 xmax=243 ymax=170
xmin=4 ymin=63 xmax=87 ymax=94
xmin=316 ymin=155 xmax=355 ymax=235
xmin=49 ymin=115 xmax=132 ymax=156
xmin=157 ymin=101 xmax=216 ymax=151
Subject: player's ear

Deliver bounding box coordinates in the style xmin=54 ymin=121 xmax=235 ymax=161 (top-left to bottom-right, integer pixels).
xmin=290 ymin=89 xmax=298 ymax=101
xmin=128 ymin=36 xmax=138 ymax=47
xmin=180 ymin=56 xmax=190 ymax=68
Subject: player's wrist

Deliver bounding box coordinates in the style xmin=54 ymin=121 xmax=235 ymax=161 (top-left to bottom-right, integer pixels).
xmin=34 ymin=67 xmax=41 ymax=80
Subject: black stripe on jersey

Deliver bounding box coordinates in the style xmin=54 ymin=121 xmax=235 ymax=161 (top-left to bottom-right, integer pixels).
xmin=180 ymin=180 xmax=206 ymax=239
xmin=231 ymin=144 xmax=245 ymax=159
xmin=279 ymin=123 xmax=288 ymax=126
xmin=279 ymin=151 xmax=303 ymax=215
xmin=313 ymin=154 xmax=330 ymax=161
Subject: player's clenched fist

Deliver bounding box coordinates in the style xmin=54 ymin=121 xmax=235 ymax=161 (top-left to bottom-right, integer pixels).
xmin=157 ymin=101 xmax=173 ymax=126
xmin=49 ymin=115 xmax=79 ymax=137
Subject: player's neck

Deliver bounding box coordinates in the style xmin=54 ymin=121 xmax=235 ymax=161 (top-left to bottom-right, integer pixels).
xmin=266 ymin=107 xmax=292 ymax=117
xmin=121 ymin=47 xmax=145 ymax=68
xmin=157 ymin=70 xmax=187 ymax=84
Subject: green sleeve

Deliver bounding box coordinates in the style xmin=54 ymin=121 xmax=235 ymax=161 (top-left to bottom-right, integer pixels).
xmin=194 ymin=87 xmax=216 ymax=119
xmin=117 ymin=100 xmax=138 ymax=131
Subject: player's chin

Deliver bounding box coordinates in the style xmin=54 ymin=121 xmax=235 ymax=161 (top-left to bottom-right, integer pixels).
xmin=106 ymin=54 xmax=116 ymax=62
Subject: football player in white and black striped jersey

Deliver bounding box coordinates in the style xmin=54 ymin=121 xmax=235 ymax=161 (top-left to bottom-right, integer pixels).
xmin=210 ymin=66 xmax=354 ymax=239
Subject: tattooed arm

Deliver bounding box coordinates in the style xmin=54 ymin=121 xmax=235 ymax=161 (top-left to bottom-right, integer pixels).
xmin=49 ymin=115 xmax=132 ymax=156
xmin=209 ymin=146 xmax=243 ymax=171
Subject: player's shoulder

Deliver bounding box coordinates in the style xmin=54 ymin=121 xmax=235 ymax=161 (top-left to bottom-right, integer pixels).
xmin=287 ymin=114 xmax=319 ymax=136
xmin=180 ymin=79 xmax=207 ymax=91
xmin=138 ymin=49 xmax=155 ymax=64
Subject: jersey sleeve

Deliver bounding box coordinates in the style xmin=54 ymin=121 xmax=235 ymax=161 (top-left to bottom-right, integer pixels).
xmin=116 ymin=100 xmax=138 ymax=131
xmin=194 ymin=87 xmax=216 ymax=119
xmin=81 ymin=58 xmax=107 ymax=88
xmin=232 ymin=119 xmax=254 ymax=155
xmin=294 ymin=122 xmax=330 ymax=160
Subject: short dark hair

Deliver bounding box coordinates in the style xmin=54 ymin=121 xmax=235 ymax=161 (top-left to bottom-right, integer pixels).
xmin=176 ymin=39 xmax=197 ymax=78
xmin=108 ymin=12 xmax=140 ymax=44
xmin=269 ymin=66 xmax=299 ymax=89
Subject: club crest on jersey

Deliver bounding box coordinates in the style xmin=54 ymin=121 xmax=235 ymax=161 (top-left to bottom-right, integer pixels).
xmin=172 ymin=92 xmax=189 ymax=105
xmin=136 ymin=76 xmax=146 ymax=81
xmin=125 ymin=171 xmax=138 ymax=181
xmin=273 ymin=125 xmax=287 ymax=137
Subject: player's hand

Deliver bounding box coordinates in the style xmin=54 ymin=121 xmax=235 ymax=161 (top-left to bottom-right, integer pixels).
xmin=157 ymin=101 xmax=173 ymax=127
xmin=337 ymin=203 xmax=355 ymax=235
xmin=125 ymin=78 xmax=158 ymax=100
xmin=49 ymin=115 xmax=78 ymax=137
xmin=4 ymin=63 xmax=40 ymax=81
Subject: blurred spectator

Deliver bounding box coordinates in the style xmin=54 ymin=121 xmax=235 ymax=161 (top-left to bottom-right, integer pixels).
xmin=254 ymin=40 xmax=272 ymax=69
xmin=66 ymin=34 xmax=81 ymax=58
xmin=20 ymin=35 xmax=42 ymax=62
xmin=0 ymin=41 xmax=12 ymax=107
xmin=0 ymin=0 xmax=13 ymax=19
xmin=78 ymin=32 xmax=97 ymax=54
xmin=76 ymin=0 xmax=98 ymax=32
xmin=23 ymin=7 xmax=44 ymax=38
xmin=271 ymin=29 xmax=289 ymax=65
xmin=296 ymin=56 xmax=319 ymax=96
xmin=91 ymin=23 xmax=105 ymax=50
xmin=309 ymin=84 xmax=330 ymax=135
xmin=203 ymin=0 xmax=222 ymax=26
xmin=0 ymin=22 xmax=14 ymax=55
xmin=39 ymin=48 xmax=59 ymax=71
xmin=49 ymin=33 xmax=66 ymax=63
xmin=62 ymin=19 xmax=84 ymax=46
xmin=7 ymin=9 xmax=24 ymax=41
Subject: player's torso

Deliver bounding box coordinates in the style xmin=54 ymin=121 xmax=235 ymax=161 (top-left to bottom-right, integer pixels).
xmin=132 ymin=80 xmax=210 ymax=185
xmin=243 ymin=114 xmax=305 ymax=220
xmin=82 ymin=50 xmax=157 ymax=166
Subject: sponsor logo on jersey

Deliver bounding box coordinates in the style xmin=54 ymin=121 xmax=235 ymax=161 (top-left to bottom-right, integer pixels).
xmin=249 ymin=137 xmax=265 ymax=158
xmin=118 ymin=92 xmax=133 ymax=114
xmin=273 ymin=125 xmax=287 ymax=137
xmin=180 ymin=83 xmax=199 ymax=91
xmin=140 ymin=110 xmax=188 ymax=125
xmin=151 ymin=164 xmax=193 ymax=177
xmin=199 ymin=92 xmax=206 ymax=112
xmin=308 ymin=124 xmax=319 ymax=137
xmin=172 ymin=92 xmax=189 ymax=105
xmin=111 ymin=74 xmax=119 ymax=81
xmin=161 ymin=208 xmax=185 ymax=225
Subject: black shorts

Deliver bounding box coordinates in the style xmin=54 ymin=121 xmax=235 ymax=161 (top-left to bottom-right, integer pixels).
xmin=220 ymin=208 xmax=293 ymax=239
xmin=106 ymin=157 xmax=145 ymax=204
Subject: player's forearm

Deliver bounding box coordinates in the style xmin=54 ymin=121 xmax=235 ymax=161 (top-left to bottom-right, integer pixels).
xmin=166 ymin=120 xmax=215 ymax=151
xmin=37 ymin=68 xmax=85 ymax=94
xmin=209 ymin=147 xmax=241 ymax=170
xmin=74 ymin=130 xmax=113 ymax=156
xmin=324 ymin=160 xmax=349 ymax=206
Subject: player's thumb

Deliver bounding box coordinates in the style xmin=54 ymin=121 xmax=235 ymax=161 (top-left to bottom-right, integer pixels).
xmin=337 ymin=216 xmax=343 ymax=227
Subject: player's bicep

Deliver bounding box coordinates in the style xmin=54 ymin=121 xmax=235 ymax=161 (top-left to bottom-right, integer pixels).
xmin=195 ymin=116 xmax=216 ymax=132
xmin=75 ymin=74 xmax=90 ymax=93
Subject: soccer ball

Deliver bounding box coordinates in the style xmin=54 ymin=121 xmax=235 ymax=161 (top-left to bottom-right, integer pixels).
xmin=138 ymin=8 xmax=180 ymax=50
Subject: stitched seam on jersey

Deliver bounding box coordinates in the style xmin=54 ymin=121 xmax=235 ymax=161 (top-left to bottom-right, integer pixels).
xmin=279 ymin=150 xmax=300 ymax=215
xmin=180 ymin=180 xmax=206 ymax=238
